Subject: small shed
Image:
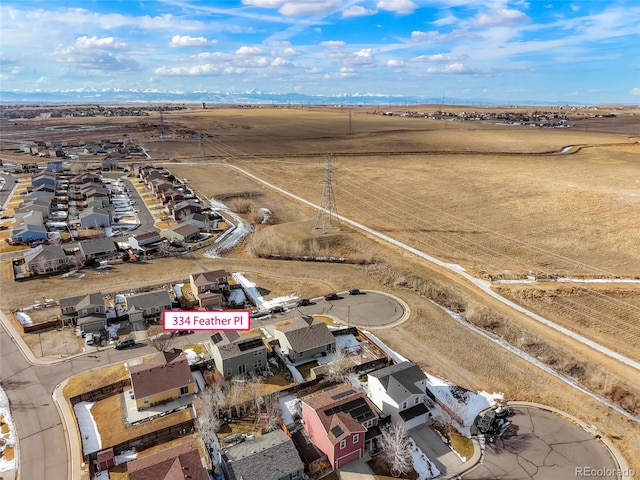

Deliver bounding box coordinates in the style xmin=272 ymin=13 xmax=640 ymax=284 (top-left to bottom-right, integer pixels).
xmin=97 ymin=447 xmax=115 ymax=471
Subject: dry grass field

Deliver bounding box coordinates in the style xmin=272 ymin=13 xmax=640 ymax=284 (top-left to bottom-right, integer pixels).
xmin=2 ymin=105 xmax=640 ymax=470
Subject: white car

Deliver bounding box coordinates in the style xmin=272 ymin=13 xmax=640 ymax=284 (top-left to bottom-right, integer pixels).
xmin=86 ymin=333 xmax=95 ymax=345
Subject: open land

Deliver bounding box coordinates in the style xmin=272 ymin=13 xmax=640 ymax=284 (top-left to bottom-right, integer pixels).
xmin=1 ymin=104 xmax=639 ymax=471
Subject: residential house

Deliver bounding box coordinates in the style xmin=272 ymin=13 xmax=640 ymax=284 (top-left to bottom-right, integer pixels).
xmin=59 ymin=292 xmax=106 ymax=330
xmin=161 ymin=189 xmax=184 ymax=205
xmin=221 ymin=428 xmax=305 ymax=480
xmin=180 ymin=212 xmax=207 ymax=229
xmin=126 ymin=441 xmax=208 ymax=480
xmin=27 ymin=184 xmax=56 ymax=196
xmin=79 ymin=207 xmax=111 ymax=229
xmin=367 ymin=361 xmax=430 ymax=429
xmin=78 ymin=238 xmax=117 ymax=261
xmin=208 ymin=330 xmax=266 ymax=379
xmin=21 ymin=244 xmax=73 ymax=275
xmin=189 ymin=269 xmax=229 ymax=308
xmin=16 ymin=199 xmax=51 ymax=219
xmin=125 ymin=290 xmax=172 ymax=324
xmin=11 ymin=216 xmax=48 ymax=244
xmin=160 ymin=223 xmax=200 ymax=245
xmin=149 ymin=178 xmax=173 ymax=197
xmin=31 ymin=171 xmax=57 ymax=188
xmin=171 ymin=200 xmax=201 ymax=222
xmin=101 ymin=158 xmax=118 ymax=171
xmin=274 ymin=316 xmax=336 ymax=363
xmin=301 ymin=384 xmax=382 ymax=469
xmin=128 ymin=230 xmax=162 ymax=252
xmin=47 ymin=161 xmax=64 ymax=173
xmin=128 ymin=348 xmax=195 ymax=410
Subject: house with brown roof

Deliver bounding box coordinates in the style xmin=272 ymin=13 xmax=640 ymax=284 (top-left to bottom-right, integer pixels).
xmin=161 ymin=223 xmax=200 ymax=245
xmin=301 ymin=384 xmax=382 ymax=469
xmin=128 ymin=348 xmax=195 ymax=410
xmin=126 ymin=441 xmax=208 ymax=480
xmin=208 ymin=330 xmax=266 ymax=379
xmin=190 ymin=269 xmax=229 ymax=308
xmin=274 ymin=316 xmax=336 ymax=363
xmin=171 ymin=200 xmax=201 ymax=222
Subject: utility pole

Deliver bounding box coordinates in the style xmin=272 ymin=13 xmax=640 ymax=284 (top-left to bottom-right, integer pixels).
xmin=314 ymin=154 xmax=340 ymax=233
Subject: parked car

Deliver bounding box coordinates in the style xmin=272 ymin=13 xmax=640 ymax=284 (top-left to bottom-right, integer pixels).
xmin=250 ymin=310 xmax=266 ymax=318
xmin=296 ymin=298 xmax=311 ymax=307
xmin=115 ymin=338 xmax=135 ymax=350
xmin=348 ymin=289 xmax=363 ymax=295
xmin=270 ymin=305 xmax=285 ymax=314
xmin=324 ymin=292 xmax=340 ymax=301
xmin=86 ymin=333 xmax=95 ymax=345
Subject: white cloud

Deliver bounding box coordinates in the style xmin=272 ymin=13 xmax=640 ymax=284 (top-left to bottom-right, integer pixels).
xmin=236 ymin=46 xmax=264 ymax=55
xmin=339 ymin=66 xmax=357 ymax=77
xmin=271 ymin=57 xmax=291 ymax=66
xmin=433 ymin=15 xmax=457 ymax=27
xmin=631 ymin=88 xmax=640 ymax=96
xmin=377 ymin=0 xmax=417 ymax=15
xmin=320 ymin=40 xmax=345 ymax=47
xmin=474 ymin=9 xmax=529 ymax=28
xmin=387 ymin=59 xmax=404 ymax=67
xmin=444 ymin=62 xmax=468 ymax=73
xmin=279 ymin=47 xmax=299 ymax=56
xmin=154 ymin=64 xmax=220 ymax=75
xmin=411 ymin=31 xmax=439 ymax=42
xmin=413 ymin=53 xmax=455 ymax=63
xmin=242 ymin=0 xmax=286 ymax=6
xmin=278 ymin=1 xmax=341 ymax=17
xmin=351 ymin=48 xmax=375 ymax=64
xmin=75 ymin=36 xmax=127 ymax=49
xmin=36 ymin=76 xmax=48 ymax=84
xmin=342 ymin=6 xmax=377 ymax=18
xmin=169 ymin=35 xmax=214 ymax=47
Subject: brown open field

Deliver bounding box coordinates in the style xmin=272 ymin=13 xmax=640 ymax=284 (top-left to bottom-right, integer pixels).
xmin=2 ymin=105 xmax=640 ymax=469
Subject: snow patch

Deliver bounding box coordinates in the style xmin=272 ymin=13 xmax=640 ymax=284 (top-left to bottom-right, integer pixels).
xmin=14 ymin=311 xmax=32 ymax=326
xmin=74 ymin=401 xmax=102 ymax=455
xmin=409 ymin=438 xmax=441 ymax=479
xmin=0 ymin=386 xmax=16 ymax=474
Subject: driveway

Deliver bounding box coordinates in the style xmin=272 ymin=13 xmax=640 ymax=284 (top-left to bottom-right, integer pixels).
xmin=409 ymin=423 xmax=464 ymax=477
xmin=463 ymin=406 xmax=617 ymax=480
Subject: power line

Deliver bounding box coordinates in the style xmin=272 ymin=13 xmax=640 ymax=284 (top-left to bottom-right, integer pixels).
xmin=314 ymin=154 xmax=340 ymax=234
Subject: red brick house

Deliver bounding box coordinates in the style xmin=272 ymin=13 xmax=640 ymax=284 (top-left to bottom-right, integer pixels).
xmin=301 ymin=384 xmax=382 ymax=469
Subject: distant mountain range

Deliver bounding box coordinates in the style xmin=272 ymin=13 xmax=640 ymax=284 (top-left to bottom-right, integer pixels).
xmin=0 ymin=89 xmax=587 ymax=107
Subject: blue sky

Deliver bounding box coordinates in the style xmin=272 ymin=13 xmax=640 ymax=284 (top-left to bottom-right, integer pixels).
xmin=1 ymin=0 xmax=638 ymax=104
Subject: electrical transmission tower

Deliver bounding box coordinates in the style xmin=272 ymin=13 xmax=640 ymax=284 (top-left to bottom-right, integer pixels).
xmin=314 ymin=154 xmax=340 ymax=233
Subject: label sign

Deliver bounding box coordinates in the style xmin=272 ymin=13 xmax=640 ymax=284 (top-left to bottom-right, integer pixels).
xmin=163 ymin=310 xmax=250 ymax=331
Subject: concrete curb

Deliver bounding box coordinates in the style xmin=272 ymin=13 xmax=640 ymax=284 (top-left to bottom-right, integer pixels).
xmin=507 ymin=401 xmax=633 ymax=480
xmin=441 ymin=437 xmax=482 ymax=479
xmin=52 ymin=378 xmax=83 ymax=480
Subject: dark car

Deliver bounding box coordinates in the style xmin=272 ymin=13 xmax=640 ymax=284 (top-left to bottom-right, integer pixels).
xmin=296 ymin=298 xmax=311 ymax=307
xmin=477 ymin=411 xmax=497 ymax=434
xmin=115 ymin=338 xmax=135 ymax=350
xmin=324 ymin=292 xmax=340 ymax=301
xmin=348 ymin=289 xmax=363 ymax=295
xmin=270 ymin=305 xmax=285 ymax=314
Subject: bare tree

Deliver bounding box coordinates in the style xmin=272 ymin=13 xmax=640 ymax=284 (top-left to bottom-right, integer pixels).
xmin=262 ymin=394 xmax=282 ymax=433
xmin=246 ymin=373 xmax=264 ymax=413
xmin=380 ymin=421 xmax=413 ymax=478
xmin=196 ymin=387 xmax=222 ymax=449
xmin=147 ymin=325 xmax=174 ymax=352
xmin=324 ymin=347 xmax=352 ymax=383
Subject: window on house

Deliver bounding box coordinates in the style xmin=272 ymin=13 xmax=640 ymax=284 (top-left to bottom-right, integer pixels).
xmin=238 ymin=364 xmax=246 ymax=375
xmin=402 ymin=402 xmax=408 ymax=410
xmin=180 ymin=386 xmax=189 ymax=395
xmin=143 ymin=397 xmax=149 ymax=404
xmin=353 ymin=433 xmax=359 ymax=444
xmin=339 ymin=439 xmax=347 ymax=450
xmin=415 ymin=396 xmax=420 ymax=405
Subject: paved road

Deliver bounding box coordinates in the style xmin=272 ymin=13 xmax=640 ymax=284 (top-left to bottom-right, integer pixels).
xmin=291 ymin=290 xmax=408 ymax=328
xmin=463 ymin=406 xmax=617 ymax=480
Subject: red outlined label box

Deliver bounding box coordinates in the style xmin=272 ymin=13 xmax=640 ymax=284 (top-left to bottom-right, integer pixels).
xmin=163 ymin=310 xmax=251 ymax=331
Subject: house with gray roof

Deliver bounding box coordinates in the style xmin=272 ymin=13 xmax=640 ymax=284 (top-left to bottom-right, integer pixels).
xmin=367 ymin=361 xmax=430 ymax=429
xmin=221 ymin=428 xmax=305 ymax=480
xmin=208 ymin=330 xmax=266 ymax=379
xmin=60 ymin=292 xmax=106 ymax=326
xmin=125 ymin=290 xmax=172 ymax=325
xmin=78 ymin=237 xmax=117 ymax=261
xmin=21 ymin=244 xmax=73 ymax=275
xmin=274 ymin=316 xmax=336 ymax=363
xmin=79 ymin=206 xmax=111 ymax=229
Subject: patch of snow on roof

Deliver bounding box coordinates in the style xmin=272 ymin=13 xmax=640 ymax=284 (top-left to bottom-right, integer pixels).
xmin=14 ymin=311 xmax=33 ymax=326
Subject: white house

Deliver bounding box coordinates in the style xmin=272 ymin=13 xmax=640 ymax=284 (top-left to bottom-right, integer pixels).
xmin=367 ymin=361 xmax=430 ymax=429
